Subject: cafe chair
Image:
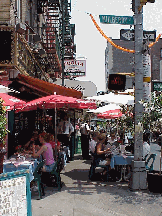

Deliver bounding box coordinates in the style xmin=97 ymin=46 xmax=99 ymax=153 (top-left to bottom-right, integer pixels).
xmin=89 ymin=157 xmax=109 ymax=181
xmin=32 ymin=160 xmax=45 ymax=200
xmin=145 ymin=153 xmax=157 ymax=172
xmin=50 ymin=156 xmax=62 ymax=191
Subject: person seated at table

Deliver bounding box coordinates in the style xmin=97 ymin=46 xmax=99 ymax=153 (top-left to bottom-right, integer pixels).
xmin=94 ymin=133 xmax=112 ymax=178
xmin=107 ymin=131 xmax=118 ymax=145
xmin=89 ymin=131 xmax=99 ymax=155
xmin=32 ymin=132 xmax=56 ymax=172
xmin=24 ymin=130 xmax=41 ymax=154
xmin=49 ymin=133 xmax=66 ymax=170
xmin=143 ymin=133 xmax=150 ymax=160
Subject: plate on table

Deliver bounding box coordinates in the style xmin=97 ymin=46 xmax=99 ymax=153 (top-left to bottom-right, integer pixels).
xmin=125 ymin=152 xmax=134 ymax=156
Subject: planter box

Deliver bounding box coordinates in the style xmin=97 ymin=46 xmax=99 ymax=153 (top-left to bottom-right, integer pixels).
xmin=148 ymin=173 xmax=162 ymax=193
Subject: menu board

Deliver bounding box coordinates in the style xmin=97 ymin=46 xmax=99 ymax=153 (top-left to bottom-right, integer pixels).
xmin=0 ymin=170 xmax=32 ymax=216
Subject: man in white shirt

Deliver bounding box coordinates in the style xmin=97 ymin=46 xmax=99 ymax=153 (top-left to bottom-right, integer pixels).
xmin=143 ymin=133 xmax=150 ymax=159
xmin=57 ymin=113 xmax=74 ymax=161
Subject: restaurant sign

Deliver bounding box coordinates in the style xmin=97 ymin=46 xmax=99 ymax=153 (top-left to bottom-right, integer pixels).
xmin=153 ymin=81 xmax=162 ymax=91
xmin=64 ymin=59 xmax=86 ymax=77
xmin=0 ymin=170 xmax=32 ymax=216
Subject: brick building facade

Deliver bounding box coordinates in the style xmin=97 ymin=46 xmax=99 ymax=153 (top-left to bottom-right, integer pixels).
xmin=105 ymin=38 xmax=162 ymax=91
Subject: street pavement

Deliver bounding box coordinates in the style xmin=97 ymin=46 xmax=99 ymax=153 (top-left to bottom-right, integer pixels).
xmin=32 ymin=143 xmax=162 ymax=216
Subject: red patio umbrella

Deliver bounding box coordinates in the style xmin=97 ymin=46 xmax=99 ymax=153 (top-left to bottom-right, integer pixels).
xmin=18 ymin=94 xmax=97 ymax=112
xmin=97 ymin=109 xmax=122 ymax=119
xmin=0 ymin=93 xmax=26 ymax=111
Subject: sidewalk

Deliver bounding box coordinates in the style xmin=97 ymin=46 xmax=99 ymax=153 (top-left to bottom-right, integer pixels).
xmin=32 ymin=154 xmax=162 ymax=216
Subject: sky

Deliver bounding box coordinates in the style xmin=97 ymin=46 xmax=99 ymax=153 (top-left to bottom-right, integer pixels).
xmin=70 ymin=0 xmax=162 ymax=92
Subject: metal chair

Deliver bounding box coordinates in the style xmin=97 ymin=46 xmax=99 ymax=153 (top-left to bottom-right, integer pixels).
xmin=32 ymin=160 xmax=45 ymax=199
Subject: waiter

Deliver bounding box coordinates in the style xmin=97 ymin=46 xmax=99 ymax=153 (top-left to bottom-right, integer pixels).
xmin=57 ymin=112 xmax=74 ymax=161
xmin=80 ymin=121 xmax=90 ymax=160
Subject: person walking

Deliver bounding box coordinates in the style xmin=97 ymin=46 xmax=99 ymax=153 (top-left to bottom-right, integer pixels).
xmin=80 ymin=121 xmax=90 ymax=160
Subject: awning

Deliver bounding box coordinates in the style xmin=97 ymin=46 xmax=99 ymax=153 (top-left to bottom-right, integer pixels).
xmin=16 ymin=74 xmax=82 ymax=99
xmin=0 ymin=93 xmax=26 ymax=111
xmin=16 ymin=94 xmax=97 ymax=112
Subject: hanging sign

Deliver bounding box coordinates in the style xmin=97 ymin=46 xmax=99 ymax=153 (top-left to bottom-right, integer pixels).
xmin=64 ymin=59 xmax=86 ymax=77
xmin=99 ymin=15 xmax=134 ymax=25
xmin=0 ymin=170 xmax=32 ymax=216
xmin=120 ymin=29 xmax=156 ymax=41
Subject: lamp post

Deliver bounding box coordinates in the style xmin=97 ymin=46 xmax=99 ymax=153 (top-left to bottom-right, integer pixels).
xmin=130 ymin=0 xmax=147 ymax=190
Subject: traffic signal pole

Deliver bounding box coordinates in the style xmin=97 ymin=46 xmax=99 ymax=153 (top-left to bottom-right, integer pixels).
xmin=130 ymin=0 xmax=147 ymax=190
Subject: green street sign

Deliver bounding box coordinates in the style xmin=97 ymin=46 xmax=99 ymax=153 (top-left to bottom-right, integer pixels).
xmin=153 ymin=81 xmax=162 ymax=91
xmin=99 ymin=15 xmax=134 ymax=25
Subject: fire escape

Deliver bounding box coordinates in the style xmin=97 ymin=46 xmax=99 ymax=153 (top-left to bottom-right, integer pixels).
xmin=37 ymin=0 xmax=75 ymax=79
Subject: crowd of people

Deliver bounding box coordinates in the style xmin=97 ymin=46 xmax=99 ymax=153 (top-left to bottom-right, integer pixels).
xmin=14 ymin=114 xmax=152 ymax=184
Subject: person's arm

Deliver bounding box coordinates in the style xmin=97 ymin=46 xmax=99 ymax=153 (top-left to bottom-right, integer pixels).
xmin=69 ymin=122 xmax=74 ymax=137
xmin=25 ymin=138 xmax=35 ymax=149
xmin=32 ymin=144 xmax=47 ymax=158
xmin=96 ymin=143 xmax=111 ymax=155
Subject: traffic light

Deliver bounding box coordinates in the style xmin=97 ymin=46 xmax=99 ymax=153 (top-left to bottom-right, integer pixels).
xmin=132 ymin=0 xmax=155 ymax=12
xmin=138 ymin=0 xmax=155 ymax=11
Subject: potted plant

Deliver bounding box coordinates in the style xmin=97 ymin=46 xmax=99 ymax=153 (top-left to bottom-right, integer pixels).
xmin=0 ymin=98 xmax=9 ymax=173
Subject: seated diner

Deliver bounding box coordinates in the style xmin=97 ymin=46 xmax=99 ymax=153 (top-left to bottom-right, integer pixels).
xmin=95 ymin=133 xmax=112 ymax=178
xmin=32 ymin=132 xmax=55 ymax=172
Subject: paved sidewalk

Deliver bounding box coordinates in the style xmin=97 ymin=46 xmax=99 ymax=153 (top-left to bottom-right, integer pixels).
xmin=32 ymin=154 xmax=162 ymax=216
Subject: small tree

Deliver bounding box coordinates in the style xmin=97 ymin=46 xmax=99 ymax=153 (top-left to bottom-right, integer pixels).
xmin=0 ymin=98 xmax=9 ymax=149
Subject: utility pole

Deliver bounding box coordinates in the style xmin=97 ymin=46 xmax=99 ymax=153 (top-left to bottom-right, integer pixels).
xmin=61 ymin=0 xmax=65 ymax=86
xmin=130 ymin=0 xmax=147 ymax=190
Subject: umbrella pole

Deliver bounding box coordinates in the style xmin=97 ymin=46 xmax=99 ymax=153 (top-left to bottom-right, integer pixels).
xmin=117 ymin=119 xmax=119 ymax=137
xmin=54 ymin=103 xmax=57 ymax=158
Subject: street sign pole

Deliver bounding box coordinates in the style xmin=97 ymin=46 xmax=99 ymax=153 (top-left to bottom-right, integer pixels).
xmin=130 ymin=0 xmax=147 ymax=190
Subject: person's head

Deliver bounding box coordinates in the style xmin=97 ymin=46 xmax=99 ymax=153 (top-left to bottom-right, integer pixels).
xmin=49 ymin=133 xmax=55 ymax=142
xmin=32 ymin=130 xmax=39 ymax=140
xmin=92 ymin=131 xmax=99 ymax=141
xmin=98 ymin=133 xmax=107 ymax=143
xmin=61 ymin=112 xmax=67 ymax=120
xmin=143 ymin=133 xmax=148 ymax=142
xmin=110 ymin=132 xmax=116 ymax=140
xmin=39 ymin=132 xmax=51 ymax=144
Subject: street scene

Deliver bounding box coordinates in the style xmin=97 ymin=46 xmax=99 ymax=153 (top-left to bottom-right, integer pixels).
xmin=0 ymin=0 xmax=162 ymax=216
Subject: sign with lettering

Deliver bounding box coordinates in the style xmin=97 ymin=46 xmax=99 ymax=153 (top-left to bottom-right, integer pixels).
xmin=153 ymin=81 xmax=162 ymax=91
xmin=120 ymin=29 xmax=156 ymax=42
xmin=0 ymin=170 xmax=32 ymax=216
xmin=99 ymin=15 xmax=134 ymax=25
xmin=64 ymin=59 xmax=86 ymax=77
xmin=108 ymin=74 xmax=126 ymax=91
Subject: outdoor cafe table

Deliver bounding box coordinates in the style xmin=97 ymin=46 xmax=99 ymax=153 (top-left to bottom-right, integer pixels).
xmin=110 ymin=154 xmax=134 ymax=181
xmin=3 ymin=158 xmax=38 ymax=182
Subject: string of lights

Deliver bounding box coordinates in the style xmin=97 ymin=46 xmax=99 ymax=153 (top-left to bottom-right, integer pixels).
xmin=89 ymin=14 xmax=162 ymax=53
